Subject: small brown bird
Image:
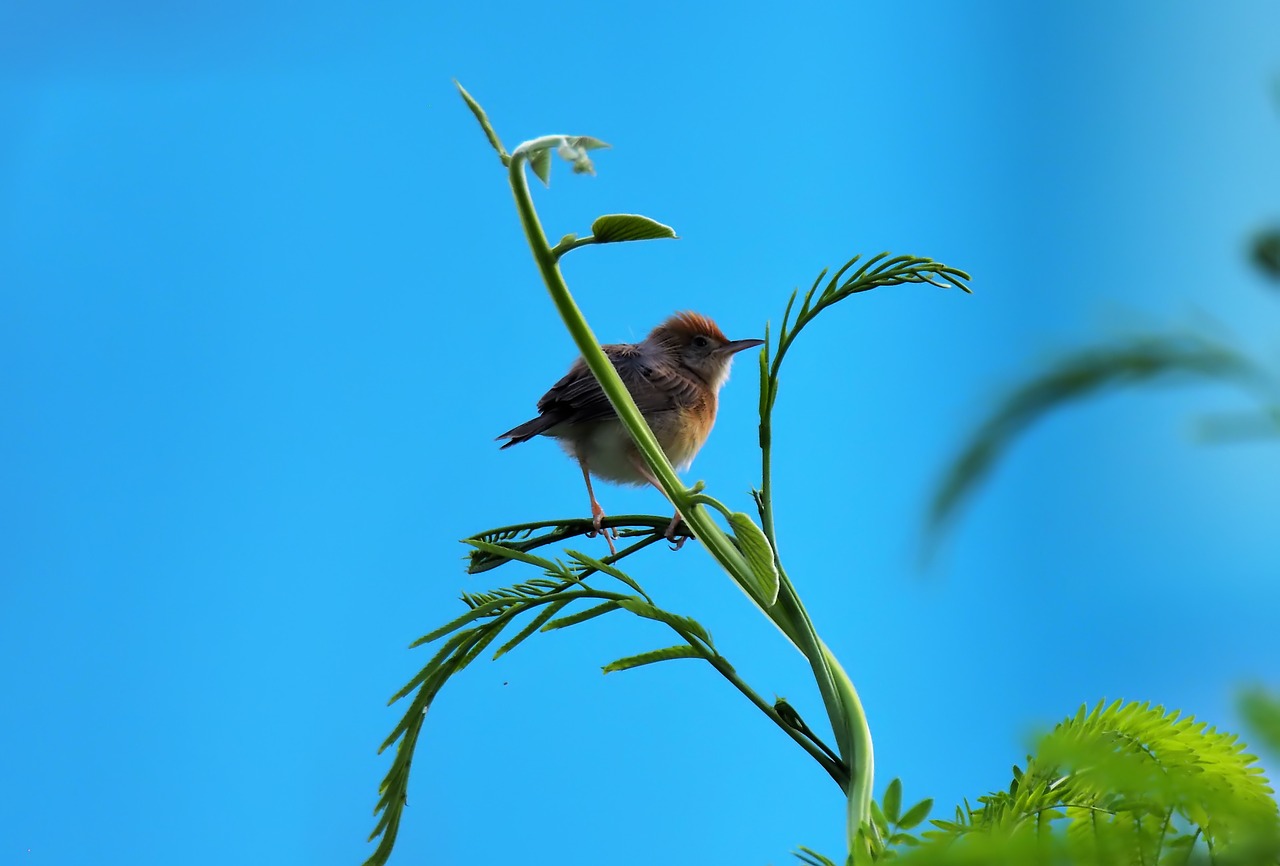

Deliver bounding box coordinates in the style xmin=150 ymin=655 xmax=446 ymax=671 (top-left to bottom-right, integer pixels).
xmin=497 ymin=312 xmax=764 ymax=554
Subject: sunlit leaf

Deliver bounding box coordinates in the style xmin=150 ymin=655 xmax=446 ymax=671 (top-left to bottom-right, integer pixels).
xmin=897 ymin=798 xmax=933 ymax=830
xmin=883 ymin=778 xmax=903 ymax=824
xmin=590 ymin=213 xmax=678 ymax=244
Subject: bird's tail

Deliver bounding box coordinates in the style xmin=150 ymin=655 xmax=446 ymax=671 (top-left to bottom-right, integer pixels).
xmin=496 ymin=416 xmax=558 ymax=449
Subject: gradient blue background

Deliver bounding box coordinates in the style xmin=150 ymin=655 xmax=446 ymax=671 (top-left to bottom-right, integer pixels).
xmin=3 ymin=3 xmax=1279 ymax=864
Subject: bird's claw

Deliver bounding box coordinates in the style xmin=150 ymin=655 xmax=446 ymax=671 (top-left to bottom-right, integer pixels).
xmin=664 ymin=514 xmax=688 ymax=551
xmin=588 ymin=507 xmax=618 ymax=556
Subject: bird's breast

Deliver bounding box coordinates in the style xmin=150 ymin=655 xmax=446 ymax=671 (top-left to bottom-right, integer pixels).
xmin=652 ymin=400 xmax=716 ymax=470
xmin=553 ymin=399 xmax=717 ymax=485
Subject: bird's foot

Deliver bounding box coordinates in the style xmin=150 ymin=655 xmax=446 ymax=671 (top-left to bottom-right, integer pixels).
xmin=588 ymin=502 xmax=618 ymax=556
xmin=664 ymin=513 xmax=688 ymax=551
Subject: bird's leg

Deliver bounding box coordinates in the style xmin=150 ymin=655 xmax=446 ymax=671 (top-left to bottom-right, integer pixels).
xmin=664 ymin=512 xmax=688 ymax=551
xmin=628 ymin=455 xmax=688 ymax=551
xmin=578 ymin=459 xmax=617 ymax=556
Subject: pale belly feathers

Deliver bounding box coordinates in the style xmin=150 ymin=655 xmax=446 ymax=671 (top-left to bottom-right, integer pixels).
xmin=546 ymin=415 xmax=709 ymax=485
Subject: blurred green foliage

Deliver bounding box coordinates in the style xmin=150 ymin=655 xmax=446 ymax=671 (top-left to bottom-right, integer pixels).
xmin=802 ymin=699 xmax=1280 ymax=865
xmin=1252 ymin=230 xmax=1280 ymax=282
xmin=901 ymin=88 xmax=1280 ymax=866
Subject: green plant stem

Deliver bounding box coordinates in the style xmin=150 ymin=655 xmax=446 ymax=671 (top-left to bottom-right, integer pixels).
xmin=505 ymin=140 xmax=783 ymax=628
xmin=702 ymin=648 xmax=850 ymax=789
xmin=758 ymin=305 xmax=876 ymax=844
xmin=550 ymin=234 xmax=598 ymax=259
xmin=758 ymin=458 xmax=873 ymax=834
xmin=505 ymin=135 xmax=871 ymax=851
xmin=506 ymin=140 xmax=685 ymax=498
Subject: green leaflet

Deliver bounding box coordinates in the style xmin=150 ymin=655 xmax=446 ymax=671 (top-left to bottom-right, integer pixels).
xmin=464 ymin=538 xmax=561 ymax=572
xmin=590 ymin=213 xmax=677 ymax=244
xmin=896 ymin=798 xmax=932 ymax=831
xmin=453 ymin=79 xmax=508 ymax=164
xmin=616 ymin=597 xmax=714 ymax=648
xmin=491 ymin=599 xmax=571 ymax=660
xmin=728 ymin=512 xmax=780 ymax=606
xmin=882 ymin=778 xmax=903 ymax=824
xmin=566 ymin=549 xmax=653 ymax=601
xmin=541 ymin=600 xmax=621 ymax=631
xmin=602 ymin=644 xmax=702 ymax=674
xmin=528 ymin=147 xmax=552 ymax=186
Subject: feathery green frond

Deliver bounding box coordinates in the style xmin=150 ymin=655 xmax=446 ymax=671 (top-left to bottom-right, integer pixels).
xmin=888 ymin=700 xmax=1279 ymax=865
xmin=763 ymin=252 xmax=971 ymax=421
xmin=366 ymin=516 xmax=773 ymax=863
xmin=465 ymin=516 xmax=673 ymax=574
xmin=924 ymin=334 xmax=1271 ymax=556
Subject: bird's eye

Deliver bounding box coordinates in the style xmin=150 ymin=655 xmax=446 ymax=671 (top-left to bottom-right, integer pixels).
xmin=692 ymin=335 xmax=711 ymax=349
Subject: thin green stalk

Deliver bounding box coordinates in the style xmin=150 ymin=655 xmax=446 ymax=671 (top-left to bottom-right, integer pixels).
xmin=758 ymin=303 xmax=875 ymax=844
xmin=506 ymin=138 xmax=684 ymax=500
xmin=657 ymin=614 xmax=849 ymax=789
xmin=704 ymin=652 xmax=850 ymax=789
xmin=760 ymin=398 xmax=873 ymax=840
xmin=505 ymin=141 xmax=790 ymax=639
xmin=505 ymin=133 xmax=873 ymax=853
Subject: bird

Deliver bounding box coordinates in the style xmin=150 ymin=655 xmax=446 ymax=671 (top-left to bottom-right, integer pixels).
xmin=497 ymin=312 xmax=764 ymax=555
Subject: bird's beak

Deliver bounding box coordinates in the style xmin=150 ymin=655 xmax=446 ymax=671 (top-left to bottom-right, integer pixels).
xmin=718 ymin=338 xmax=766 ymax=356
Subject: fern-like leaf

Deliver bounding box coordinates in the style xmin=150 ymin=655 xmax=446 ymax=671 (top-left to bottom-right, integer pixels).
xmin=924 ymin=334 xmax=1270 ymax=557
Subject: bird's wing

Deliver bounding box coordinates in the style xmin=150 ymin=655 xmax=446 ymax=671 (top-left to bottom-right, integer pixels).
xmin=536 ymin=343 xmax=703 ymax=424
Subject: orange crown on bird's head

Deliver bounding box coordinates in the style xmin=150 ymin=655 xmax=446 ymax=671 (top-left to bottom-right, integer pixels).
xmin=647 ymin=311 xmax=729 ymax=346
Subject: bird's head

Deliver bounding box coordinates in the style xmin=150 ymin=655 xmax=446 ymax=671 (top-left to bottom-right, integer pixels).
xmin=646 ymin=312 xmax=765 ymax=390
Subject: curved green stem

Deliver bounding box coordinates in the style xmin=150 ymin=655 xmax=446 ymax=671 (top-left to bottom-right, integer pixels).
xmin=663 ymin=621 xmax=850 ymax=790
xmin=758 ymin=302 xmax=876 ymax=847
xmin=505 ymin=140 xmax=790 ymax=640
xmin=550 ymin=234 xmax=598 ymax=259
xmin=505 ymin=134 xmax=873 ymax=854
xmin=507 ymin=139 xmax=685 ymax=498
xmin=688 ymin=493 xmax=737 ymax=521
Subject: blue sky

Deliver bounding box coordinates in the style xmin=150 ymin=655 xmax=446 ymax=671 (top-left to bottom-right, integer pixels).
xmin=3 ymin=3 xmax=1279 ymax=865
